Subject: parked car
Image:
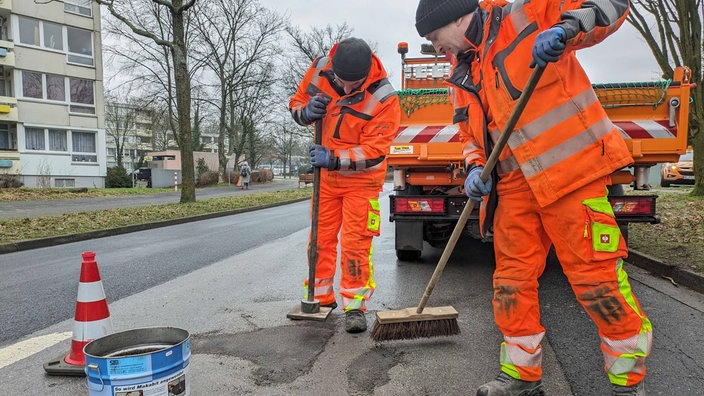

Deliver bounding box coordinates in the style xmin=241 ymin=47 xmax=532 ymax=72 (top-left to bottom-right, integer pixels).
xmin=660 ymin=149 xmax=694 ymax=187
xmin=133 ymin=167 xmax=152 ymax=187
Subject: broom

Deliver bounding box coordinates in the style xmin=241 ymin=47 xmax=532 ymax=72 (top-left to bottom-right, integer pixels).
xmin=371 ymin=65 xmax=545 ymax=341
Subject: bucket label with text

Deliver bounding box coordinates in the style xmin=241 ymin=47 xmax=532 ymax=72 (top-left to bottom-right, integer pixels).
xmin=113 ymin=369 xmax=187 ymax=396
xmin=108 ymin=356 xmax=148 ymax=376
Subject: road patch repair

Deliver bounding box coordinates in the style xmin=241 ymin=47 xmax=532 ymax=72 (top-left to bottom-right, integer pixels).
xmin=191 ymin=324 xmax=334 ymax=385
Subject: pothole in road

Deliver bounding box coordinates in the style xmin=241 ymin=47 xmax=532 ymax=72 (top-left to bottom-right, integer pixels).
xmin=347 ymin=348 xmax=405 ymax=394
xmin=191 ymin=324 xmax=335 ymax=385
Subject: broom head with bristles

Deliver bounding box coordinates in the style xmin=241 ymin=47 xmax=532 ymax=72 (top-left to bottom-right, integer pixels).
xmin=370 ymin=306 xmax=460 ymax=342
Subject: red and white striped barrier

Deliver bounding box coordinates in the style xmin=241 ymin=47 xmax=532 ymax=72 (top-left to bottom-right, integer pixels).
xmin=614 ymin=120 xmax=677 ymax=139
xmin=394 ymin=125 xmax=460 ymax=143
xmin=44 ymin=251 xmax=113 ymax=375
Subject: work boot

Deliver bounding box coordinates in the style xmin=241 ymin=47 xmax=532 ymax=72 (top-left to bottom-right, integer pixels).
xmin=476 ymin=372 xmax=544 ymax=396
xmin=322 ymin=301 xmax=337 ymax=310
xmin=344 ymin=309 xmax=367 ymax=333
xmin=611 ymin=381 xmax=645 ymax=396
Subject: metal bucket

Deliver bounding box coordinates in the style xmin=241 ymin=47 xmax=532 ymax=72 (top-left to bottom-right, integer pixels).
xmin=84 ymin=327 xmax=190 ymax=396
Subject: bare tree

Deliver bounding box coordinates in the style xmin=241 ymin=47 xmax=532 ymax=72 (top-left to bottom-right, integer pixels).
xmin=628 ymin=1 xmax=703 ymax=195
xmin=190 ymin=0 xmax=285 ymax=180
xmin=268 ymin=122 xmax=309 ymax=178
xmin=104 ymin=94 xmax=140 ymax=170
xmin=96 ymin=0 xmax=198 ymax=202
xmin=282 ymin=23 xmax=353 ymax=96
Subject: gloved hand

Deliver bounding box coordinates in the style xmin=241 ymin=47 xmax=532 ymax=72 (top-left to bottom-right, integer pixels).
xmin=532 ymin=27 xmax=566 ymax=68
xmin=464 ymin=166 xmax=492 ymax=202
xmin=304 ymin=95 xmax=331 ymax=122
xmin=309 ymin=144 xmax=339 ymax=170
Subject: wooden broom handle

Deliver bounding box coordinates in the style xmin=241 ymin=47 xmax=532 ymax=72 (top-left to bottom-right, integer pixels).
xmin=416 ymin=65 xmax=545 ymax=313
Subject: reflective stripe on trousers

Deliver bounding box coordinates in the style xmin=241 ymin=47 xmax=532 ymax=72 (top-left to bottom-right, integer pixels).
xmin=303 ymin=181 xmax=380 ymax=311
xmin=492 ymin=177 xmax=651 ymax=384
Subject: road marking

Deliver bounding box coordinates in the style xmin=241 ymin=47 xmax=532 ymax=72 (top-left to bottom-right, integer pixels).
xmin=0 ymin=332 xmax=72 ymax=370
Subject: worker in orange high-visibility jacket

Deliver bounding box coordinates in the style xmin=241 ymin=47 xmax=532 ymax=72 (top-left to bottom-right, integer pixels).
xmin=416 ymin=0 xmax=651 ymax=395
xmin=289 ymin=37 xmax=400 ymax=333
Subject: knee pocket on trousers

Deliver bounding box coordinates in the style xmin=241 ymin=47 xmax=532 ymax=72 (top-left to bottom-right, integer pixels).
xmin=365 ymin=199 xmax=381 ymax=237
xmin=582 ymin=197 xmax=621 ymax=259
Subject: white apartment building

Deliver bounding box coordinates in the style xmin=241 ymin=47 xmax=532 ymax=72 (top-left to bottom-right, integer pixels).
xmin=0 ymin=0 xmax=105 ymax=188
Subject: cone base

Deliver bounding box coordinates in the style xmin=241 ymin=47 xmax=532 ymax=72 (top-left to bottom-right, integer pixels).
xmin=43 ymin=355 xmax=86 ymax=376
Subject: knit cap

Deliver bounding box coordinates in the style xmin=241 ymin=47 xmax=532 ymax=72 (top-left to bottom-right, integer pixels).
xmin=331 ymin=38 xmax=372 ymax=81
xmin=415 ymin=0 xmax=479 ymax=37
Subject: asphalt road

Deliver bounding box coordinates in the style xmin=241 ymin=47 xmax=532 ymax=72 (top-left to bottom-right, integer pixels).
xmin=1 ymin=185 xmax=703 ymax=395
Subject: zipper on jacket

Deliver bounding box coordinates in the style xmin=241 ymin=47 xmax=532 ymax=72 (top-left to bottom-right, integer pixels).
xmin=583 ymin=209 xmax=590 ymax=238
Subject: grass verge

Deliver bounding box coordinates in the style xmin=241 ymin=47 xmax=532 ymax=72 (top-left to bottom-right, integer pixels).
xmin=0 ymin=187 xmax=177 ymax=201
xmin=628 ymin=190 xmax=704 ymax=277
xmin=0 ymin=188 xmax=311 ymax=243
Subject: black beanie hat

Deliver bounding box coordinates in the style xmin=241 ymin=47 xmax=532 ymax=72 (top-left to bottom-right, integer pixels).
xmin=332 ymin=37 xmax=372 ymax=81
xmin=415 ymin=0 xmax=479 ymax=37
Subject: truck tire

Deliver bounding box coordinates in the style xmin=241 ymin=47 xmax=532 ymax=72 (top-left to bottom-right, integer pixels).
xmin=396 ymin=249 xmax=422 ymax=261
xmin=660 ymin=177 xmax=670 ymax=187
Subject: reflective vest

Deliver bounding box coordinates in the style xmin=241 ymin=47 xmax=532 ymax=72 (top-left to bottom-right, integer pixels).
xmin=289 ymin=45 xmax=400 ymax=188
xmin=451 ymin=0 xmax=633 ymax=207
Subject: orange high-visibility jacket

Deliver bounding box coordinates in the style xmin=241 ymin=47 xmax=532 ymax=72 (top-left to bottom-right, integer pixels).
xmin=451 ymin=0 xmax=633 ymax=207
xmin=289 ymin=45 xmax=400 ymax=188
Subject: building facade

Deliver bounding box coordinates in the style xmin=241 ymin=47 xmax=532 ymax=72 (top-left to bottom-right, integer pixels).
xmin=0 ymin=0 xmax=105 ymax=188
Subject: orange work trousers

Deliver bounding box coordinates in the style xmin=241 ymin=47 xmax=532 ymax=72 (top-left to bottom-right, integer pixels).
xmin=305 ymin=181 xmax=381 ymax=312
xmin=491 ymin=177 xmax=652 ymax=386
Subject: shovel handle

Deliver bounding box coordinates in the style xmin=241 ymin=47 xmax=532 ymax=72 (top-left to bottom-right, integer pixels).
xmin=416 ymin=65 xmax=545 ymax=313
xmin=307 ymin=120 xmax=323 ymax=303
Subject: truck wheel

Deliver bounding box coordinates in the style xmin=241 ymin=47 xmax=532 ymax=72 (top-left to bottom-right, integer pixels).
xmin=396 ymin=249 xmax=421 ymax=261
xmin=660 ymin=177 xmax=670 ymax=187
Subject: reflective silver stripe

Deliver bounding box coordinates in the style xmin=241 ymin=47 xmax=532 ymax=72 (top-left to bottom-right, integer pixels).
xmin=507 ymin=0 xmax=530 ymax=33
xmin=462 ymin=141 xmax=482 ymax=157
xmin=341 ymin=287 xmax=373 ymax=310
xmin=520 ymin=117 xmax=614 ymax=179
xmin=372 ymin=81 xmax=396 ymax=102
xmin=338 ymin=149 xmax=351 ymax=170
xmin=305 ymin=56 xmax=329 ymax=96
xmin=497 ymin=155 xmax=520 ymax=175
xmin=351 ymin=146 xmax=366 ymax=170
xmin=500 ymin=331 xmax=545 ymax=368
xmin=362 ymin=95 xmax=380 ymax=116
xmin=564 ymin=0 xmax=621 ymax=30
xmin=305 ymin=276 xmax=334 ymax=299
xmin=509 ymin=88 xmax=598 ymax=146
xmin=601 ymin=332 xmax=650 ymax=376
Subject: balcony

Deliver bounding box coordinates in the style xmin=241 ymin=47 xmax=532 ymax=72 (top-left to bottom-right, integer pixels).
xmin=0 ymin=0 xmax=11 ymax=12
xmin=0 ymin=40 xmax=14 ymax=68
xmin=0 ymin=96 xmax=18 ymax=122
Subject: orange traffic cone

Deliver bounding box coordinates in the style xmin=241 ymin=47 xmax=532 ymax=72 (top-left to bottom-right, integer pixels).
xmin=44 ymin=251 xmax=113 ymax=376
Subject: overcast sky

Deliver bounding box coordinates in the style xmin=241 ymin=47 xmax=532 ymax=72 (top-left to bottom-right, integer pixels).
xmin=262 ymin=0 xmax=663 ymax=86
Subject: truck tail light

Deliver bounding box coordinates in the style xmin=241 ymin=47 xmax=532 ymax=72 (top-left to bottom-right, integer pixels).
xmin=609 ymin=195 xmax=656 ymax=217
xmin=393 ymin=197 xmax=445 ymax=214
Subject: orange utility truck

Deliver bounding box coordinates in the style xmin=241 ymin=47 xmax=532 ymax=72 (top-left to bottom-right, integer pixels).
xmin=389 ymin=42 xmax=693 ymax=260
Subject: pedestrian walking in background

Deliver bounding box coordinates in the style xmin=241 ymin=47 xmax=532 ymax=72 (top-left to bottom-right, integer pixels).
xmin=415 ymin=0 xmax=650 ymax=395
xmin=289 ymin=37 xmax=400 ymax=333
xmin=240 ymin=162 xmax=251 ymax=190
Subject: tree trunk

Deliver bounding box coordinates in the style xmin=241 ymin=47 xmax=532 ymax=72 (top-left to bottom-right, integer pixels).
xmin=172 ymin=7 xmax=195 ymax=203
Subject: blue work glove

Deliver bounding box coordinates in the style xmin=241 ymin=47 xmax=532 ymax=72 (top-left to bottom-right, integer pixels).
xmin=464 ymin=166 xmax=492 ymax=202
xmin=309 ymin=144 xmax=339 ymax=170
xmin=304 ymin=96 xmax=331 ymax=123
xmin=532 ymin=27 xmax=566 ymax=68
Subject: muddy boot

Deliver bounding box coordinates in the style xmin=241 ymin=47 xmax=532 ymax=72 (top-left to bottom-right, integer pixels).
xmin=611 ymin=382 xmax=645 ymax=396
xmin=344 ymin=309 xmax=367 ymax=333
xmin=476 ymin=372 xmax=544 ymax=396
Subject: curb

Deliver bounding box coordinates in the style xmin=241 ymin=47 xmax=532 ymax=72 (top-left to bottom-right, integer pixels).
xmin=0 ymin=197 xmax=310 ymax=255
xmin=627 ymin=249 xmax=704 ymax=295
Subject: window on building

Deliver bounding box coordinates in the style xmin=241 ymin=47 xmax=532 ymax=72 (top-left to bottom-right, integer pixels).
xmin=64 ymin=0 xmax=92 ymax=17
xmin=0 ymin=124 xmax=10 ymax=150
xmin=69 ymin=78 xmax=95 ymax=114
xmin=18 ymin=16 xmax=40 ymax=46
xmin=0 ymin=71 xmax=6 ymax=97
xmin=66 ymin=27 xmax=93 ymax=66
xmin=55 ymin=178 xmax=76 ymax=188
xmin=107 ymin=147 xmax=116 ymax=158
xmin=46 ymin=75 xmax=66 ymax=101
xmin=48 ymin=129 xmax=68 ymax=152
xmin=22 ymin=71 xmax=43 ymax=99
xmin=25 ymin=127 xmax=45 ymax=150
xmin=43 ymin=22 xmax=64 ymax=51
xmin=71 ymin=131 xmax=97 ymax=162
